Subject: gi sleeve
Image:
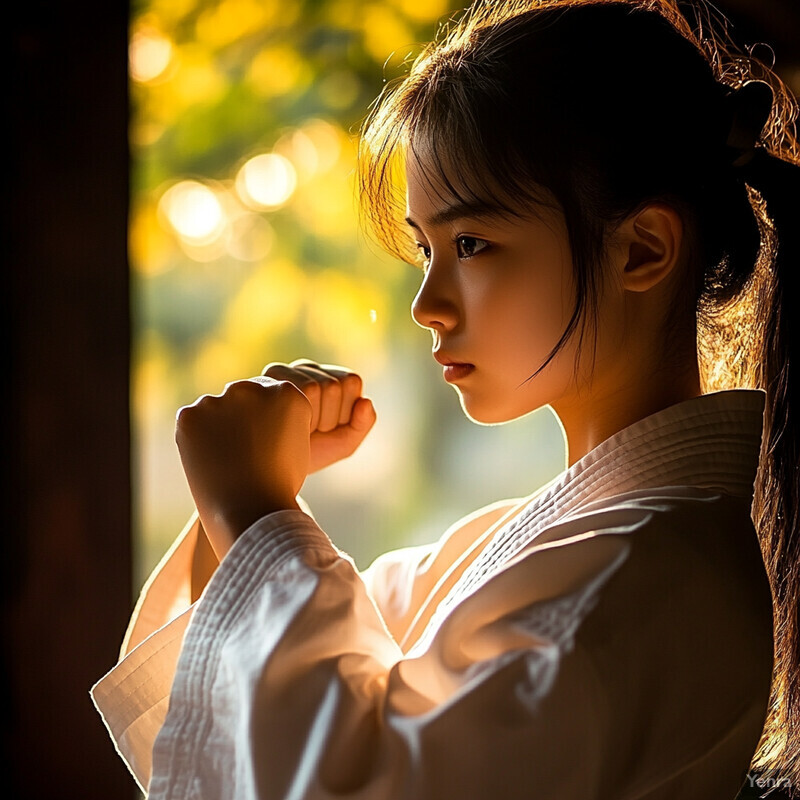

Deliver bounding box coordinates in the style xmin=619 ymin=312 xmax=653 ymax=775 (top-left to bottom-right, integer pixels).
xmin=89 ymin=498 xmax=518 ymax=790
xmin=359 ymin=497 xmax=521 ymax=644
xmin=144 ymin=508 xmax=630 ymax=800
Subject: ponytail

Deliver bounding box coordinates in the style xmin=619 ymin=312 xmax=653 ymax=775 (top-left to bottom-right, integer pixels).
xmin=703 ymin=72 xmax=800 ymax=788
xmin=741 ymin=146 xmax=800 ymax=790
xmin=683 ymin=46 xmax=800 ymax=786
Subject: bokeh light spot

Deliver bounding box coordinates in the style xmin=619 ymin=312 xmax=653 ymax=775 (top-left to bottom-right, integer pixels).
xmin=171 ymin=45 xmax=228 ymax=107
xmin=394 ymin=0 xmax=450 ymax=23
xmin=362 ymin=6 xmax=412 ymax=62
xmin=274 ymin=129 xmax=319 ymax=184
xmin=235 ymin=153 xmax=297 ymax=210
xmin=158 ymin=180 xmax=227 ymax=245
xmin=248 ymin=45 xmax=310 ymax=97
xmin=302 ymin=118 xmax=344 ymax=172
xmin=194 ymin=0 xmax=275 ymax=48
xmin=226 ymin=214 xmax=275 ymax=262
xmin=129 ymin=27 xmax=174 ymax=83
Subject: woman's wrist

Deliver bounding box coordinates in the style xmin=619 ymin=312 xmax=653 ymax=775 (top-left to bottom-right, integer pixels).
xmin=202 ymin=497 xmax=302 ymax=561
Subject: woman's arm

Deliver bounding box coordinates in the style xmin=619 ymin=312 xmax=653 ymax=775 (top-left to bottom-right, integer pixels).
xmin=119 ymin=512 xmax=207 ymax=658
xmin=91 ymin=502 xmax=521 ymax=792
xmin=147 ymin=507 xmax=626 ymax=800
xmin=94 ymin=490 xmax=772 ymax=799
xmin=360 ymin=497 xmax=523 ymax=645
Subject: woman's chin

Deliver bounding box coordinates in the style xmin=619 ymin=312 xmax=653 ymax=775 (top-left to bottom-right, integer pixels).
xmin=457 ymin=393 xmax=537 ymax=426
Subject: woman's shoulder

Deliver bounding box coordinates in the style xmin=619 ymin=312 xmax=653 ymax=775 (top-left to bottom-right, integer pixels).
xmin=478 ymin=485 xmax=773 ymax=683
xmin=541 ymin=484 xmax=757 ymax=554
xmin=482 ymin=487 xmax=773 ymax=793
xmin=557 ymin=484 xmax=771 ymax=620
xmin=532 ymin=486 xmax=769 ymax=614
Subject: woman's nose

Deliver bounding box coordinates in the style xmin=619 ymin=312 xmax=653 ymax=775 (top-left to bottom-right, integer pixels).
xmin=411 ymin=262 xmax=459 ymax=332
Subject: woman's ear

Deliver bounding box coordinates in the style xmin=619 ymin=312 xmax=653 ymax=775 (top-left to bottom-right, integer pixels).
xmin=616 ymin=203 xmax=683 ymax=292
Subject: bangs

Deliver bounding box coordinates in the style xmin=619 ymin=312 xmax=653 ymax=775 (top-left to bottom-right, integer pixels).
xmin=408 ymin=116 xmax=557 ymax=221
xmin=358 ymin=33 xmax=553 ymax=267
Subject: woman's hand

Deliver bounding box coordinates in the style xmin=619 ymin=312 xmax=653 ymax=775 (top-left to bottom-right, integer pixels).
xmin=175 ymin=361 xmax=376 ymax=559
xmin=261 ymin=360 xmax=377 ymax=474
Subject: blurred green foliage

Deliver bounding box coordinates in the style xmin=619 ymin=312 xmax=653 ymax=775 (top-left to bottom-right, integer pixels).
xmin=129 ymin=0 xmax=565 ymax=587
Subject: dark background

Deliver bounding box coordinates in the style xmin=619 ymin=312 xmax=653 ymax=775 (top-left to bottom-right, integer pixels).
xmin=5 ymin=1 xmax=799 ymax=798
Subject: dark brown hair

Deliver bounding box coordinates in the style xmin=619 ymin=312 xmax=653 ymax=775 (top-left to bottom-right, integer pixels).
xmin=358 ymin=0 xmax=800 ymax=789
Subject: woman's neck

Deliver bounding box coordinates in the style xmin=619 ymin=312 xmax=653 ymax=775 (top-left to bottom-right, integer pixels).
xmin=552 ymin=359 xmax=703 ymax=468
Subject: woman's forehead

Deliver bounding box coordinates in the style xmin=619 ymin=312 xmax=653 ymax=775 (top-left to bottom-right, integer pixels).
xmin=405 ymin=146 xmax=557 ymax=227
xmin=405 ymin=155 xmax=496 ymax=226
xmin=405 ymin=145 xmax=503 ymax=214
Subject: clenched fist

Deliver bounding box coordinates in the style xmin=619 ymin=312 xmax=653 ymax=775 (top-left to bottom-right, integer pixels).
xmin=175 ymin=360 xmax=377 ymax=559
xmin=261 ymin=360 xmax=377 ymax=473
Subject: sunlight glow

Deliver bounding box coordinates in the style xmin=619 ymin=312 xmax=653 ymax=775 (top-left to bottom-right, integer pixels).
xmin=194 ymin=0 xmax=275 ymax=48
xmin=248 ymin=45 xmax=310 ymax=97
xmin=274 ymin=129 xmax=319 ymax=184
xmin=235 ymin=153 xmax=297 ymax=210
xmin=394 ymin=0 xmax=450 ymax=23
xmin=129 ymin=27 xmax=174 ymax=83
xmin=274 ymin=119 xmax=343 ymax=185
xmin=171 ymin=45 xmax=228 ymax=106
xmin=301 ymin=119 xmax=342 ymax=172
xmin=158 ymin=180 xmax=226 ymax=245
xmin=362 ymin=6 xmax=412 ymax=62
xmin=226 ymin=213 xmax=275 ymax=262
xmin=221 ymin=260 xmax=306 ymax=350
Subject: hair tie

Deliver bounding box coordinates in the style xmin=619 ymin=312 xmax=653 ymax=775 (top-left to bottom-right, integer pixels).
xmin=724 ymin=80 xmax=774 ymax=168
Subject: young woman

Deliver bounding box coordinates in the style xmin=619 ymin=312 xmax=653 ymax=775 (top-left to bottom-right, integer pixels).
xmin=92 ymin=1 xmax=799 ymax=797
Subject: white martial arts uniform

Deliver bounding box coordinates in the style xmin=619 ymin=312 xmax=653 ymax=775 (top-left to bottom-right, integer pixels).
xmin=92 ymin=389 xmax=773 ymax=799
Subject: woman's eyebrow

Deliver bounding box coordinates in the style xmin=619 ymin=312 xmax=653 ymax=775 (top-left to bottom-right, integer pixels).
xmin=405 ymin=199 xmax=506 ymax=230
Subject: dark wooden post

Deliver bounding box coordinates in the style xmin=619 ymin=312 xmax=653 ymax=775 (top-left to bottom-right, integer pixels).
xmin=5 ymin=2 xmax=135 ymax=798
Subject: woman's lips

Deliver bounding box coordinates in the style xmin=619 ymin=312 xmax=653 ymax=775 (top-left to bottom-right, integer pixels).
xmin=433 ymin=352 xmax=475 ymax=383
xmin=442 ymin=363 xmax=475 ymax=382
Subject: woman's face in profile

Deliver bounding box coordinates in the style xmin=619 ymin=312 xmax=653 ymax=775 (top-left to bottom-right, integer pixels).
xmin=404 ymin=152 xmax=588 ymax=425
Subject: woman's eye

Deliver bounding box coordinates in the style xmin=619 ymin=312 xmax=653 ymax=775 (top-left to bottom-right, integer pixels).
xmin=416 ymin=243 xmax=431 ymax=267
xmin=456 ymin=236 xmax=489 ymax=259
